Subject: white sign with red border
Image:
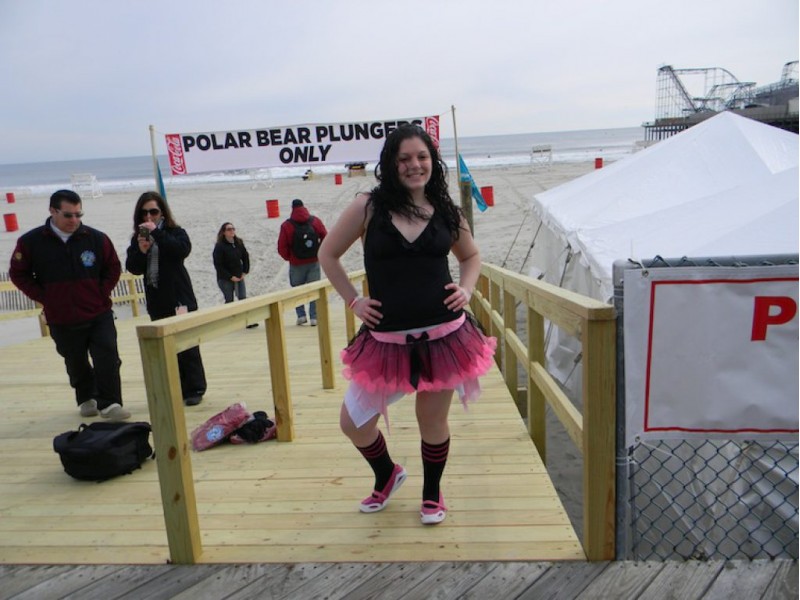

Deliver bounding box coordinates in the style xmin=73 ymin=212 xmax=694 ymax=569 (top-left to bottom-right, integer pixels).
xmin=624 ymin=264 xmax=799 ymax=447
xmin=165 ymin=116 xmax=440 ymax=175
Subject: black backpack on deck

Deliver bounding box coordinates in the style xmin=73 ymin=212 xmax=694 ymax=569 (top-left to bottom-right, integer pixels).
xmin=290 ymin=217 xmax=320 ymax=259
xmin=53 ymin=421 xmax=154 ymax=482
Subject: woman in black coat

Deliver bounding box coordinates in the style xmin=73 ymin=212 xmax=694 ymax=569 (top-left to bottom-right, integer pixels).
xmin=213 ymin=222 xmax=251 ymax=303
xmin=125 ymin=191 xmax=207 ymax=406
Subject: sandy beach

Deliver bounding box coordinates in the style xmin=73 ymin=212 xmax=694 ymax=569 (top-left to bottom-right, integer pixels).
xmin=0 ymin=161 xmax=598 ymax=533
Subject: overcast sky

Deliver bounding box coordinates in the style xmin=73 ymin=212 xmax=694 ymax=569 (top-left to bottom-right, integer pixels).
xmin=1 ymin=0 xmax=797 ymax=164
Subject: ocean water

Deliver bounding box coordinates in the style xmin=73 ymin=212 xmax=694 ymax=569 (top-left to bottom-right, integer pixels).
xmin=0 ymin=126 xmax=644 ymax=196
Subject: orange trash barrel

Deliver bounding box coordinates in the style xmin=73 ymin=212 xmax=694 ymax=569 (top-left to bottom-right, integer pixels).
xmin=4 ymin=213 xmax=19 ymax=232
xmin=266 ymin=199 xmax=280 ymax=218
xmin=594 ymin=157 xmax=603 ymax=169
xmin=6 ymin=192 xmax=15 ymax=203
xmin=334 ymin=173 xmax=343 ymax=185
xmin=480 ymin=186 xmax=494 ymax=207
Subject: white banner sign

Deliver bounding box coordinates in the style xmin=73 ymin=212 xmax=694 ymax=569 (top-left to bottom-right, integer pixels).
xmin=624 ymin=264 xmax=799 ymax=447
xmin=165 ymin=116 xmax=440 ymax=175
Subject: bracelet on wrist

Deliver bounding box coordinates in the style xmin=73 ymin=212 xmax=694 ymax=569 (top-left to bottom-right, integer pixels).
xmin=348 ymin=296 xmax=360 ymax=310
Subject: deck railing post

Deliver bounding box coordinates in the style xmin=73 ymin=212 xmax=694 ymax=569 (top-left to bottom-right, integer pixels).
xmin=503 ymin=288 xmax=519 ymax=409
xmin=138 ymin=334 xmax=202 ymax=564
xmin=317 ymin=288 xmax=335 ymax=389
xmin=490 ymin=279 xmax=502 ymax=368
xmin=581 ymin=317 xmax=616 ymax=560
xmin=527 ymin=305 xmax=546 ymax=461
xmin=267 ymin=302 xmax=295 ymax=441
xmin=126 ymin=275 xmax=140 ymax=317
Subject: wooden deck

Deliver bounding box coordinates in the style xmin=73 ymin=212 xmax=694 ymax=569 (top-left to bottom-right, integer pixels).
xmin=1 ymin=559 xmax=796 ymax=599
xmin=0 ymin=305 xmax=583 ymax=564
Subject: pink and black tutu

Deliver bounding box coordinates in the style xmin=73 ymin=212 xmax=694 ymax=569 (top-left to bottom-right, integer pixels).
xmin=341 ymin=312 xmax=497 ymax=428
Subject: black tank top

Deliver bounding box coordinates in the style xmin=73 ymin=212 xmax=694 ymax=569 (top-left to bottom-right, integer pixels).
xmin=364 ymin=208 xmax=461 ymax=331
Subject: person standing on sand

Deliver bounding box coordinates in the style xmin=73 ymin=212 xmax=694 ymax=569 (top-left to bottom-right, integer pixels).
xmin=125 ymin=191 xmax=207 ymax=406
xmin=277 ymin=198 xmax=327 ymax=326
xmin=318 ymin=124 xmax=496 ymax=525
xmin=8 ymin=189 xmax=130 ymax=421
xmin=212 ymin=221 xmax=258 ymax=328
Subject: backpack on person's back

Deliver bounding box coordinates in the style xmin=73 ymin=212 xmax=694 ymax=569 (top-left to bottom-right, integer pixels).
xmin=290 ymin=217 xmax=320 ymax=259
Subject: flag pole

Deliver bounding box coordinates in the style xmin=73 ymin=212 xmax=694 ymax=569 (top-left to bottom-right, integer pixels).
xmin=149 ymin=125 xmax=167 ymax=199
xmin=451 ymin=105 xmax=473 ymax=234
xmin=149 ymin=125 xmax=159 ymax=188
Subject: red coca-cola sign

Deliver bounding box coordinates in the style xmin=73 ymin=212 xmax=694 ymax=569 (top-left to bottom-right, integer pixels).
xmin=424 ymin=116 xmax=440 ymax=148
xmin=165 ymin=134 xmax=186 ymax=175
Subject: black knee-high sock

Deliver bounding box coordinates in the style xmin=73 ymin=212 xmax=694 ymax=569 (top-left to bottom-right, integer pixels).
xmin=421 ymin=437 xmax=450 ymax=502
xmin=356 ymin=430 xmax=395 ymax=492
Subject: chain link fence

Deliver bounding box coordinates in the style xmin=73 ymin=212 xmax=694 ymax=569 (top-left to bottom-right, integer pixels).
xmin=624 ymin=439 xmax=797 ymax=560
xmin=614 ymin=255 xmax=798 ymax=561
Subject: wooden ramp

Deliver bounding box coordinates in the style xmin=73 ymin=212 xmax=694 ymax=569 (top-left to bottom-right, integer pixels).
xmin=0 ymin=306 xmax=583 ymax=564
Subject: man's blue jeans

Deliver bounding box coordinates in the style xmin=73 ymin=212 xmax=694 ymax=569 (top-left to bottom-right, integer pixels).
xmin=289 ymin=262 xmax=320 ymax=319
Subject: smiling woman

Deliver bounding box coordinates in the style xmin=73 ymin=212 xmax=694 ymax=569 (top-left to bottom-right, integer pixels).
xmin=317 ymin=124 xmax=496 ymax=527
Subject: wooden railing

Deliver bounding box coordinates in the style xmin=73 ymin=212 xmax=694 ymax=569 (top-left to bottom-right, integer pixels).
xmin=470 ymin=263 xmax=616 ymax=561
xmin=0 ymin=272 xmax=146 ymax=336
xmin=135 ymin=270 xmax=368 ymax=564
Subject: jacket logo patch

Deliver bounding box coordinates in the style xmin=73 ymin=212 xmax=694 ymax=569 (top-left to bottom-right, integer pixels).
xmin=13 ymin=252 xmax=22 ymax=262
xmin=80 ymin=250 xmax=97 ymax=267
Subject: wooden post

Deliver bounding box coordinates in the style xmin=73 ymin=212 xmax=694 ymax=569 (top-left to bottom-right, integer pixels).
xmin=459 ymin=179 xmax=474 ymax=235
xmin=503 ymin=289 xmax=518 ymax=409
xmin=316 ymin=288 xmax=335 ymax=389
xmin=35 ymin=302 xmax=49 ymax=337
xmin=138 ymin=334 xmax=202 ymax=564
xmin=490 ymin=279 xmax=502 ymax=368
xmin=527 ymin=305 xmax=546 ymax=462
xmin=126 ymin=276 xmax=140 ymax=317
xmin=581 ymin=317 xmax=616 ymax=560
xmin=266 ymin=302 xmax=294 ymax=441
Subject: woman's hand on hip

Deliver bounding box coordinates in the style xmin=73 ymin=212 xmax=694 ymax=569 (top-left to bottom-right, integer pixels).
xmin=444 ymin=283 xmax=471 ymax=312
xmin=351 ymin=296 xmax=383 ymax=329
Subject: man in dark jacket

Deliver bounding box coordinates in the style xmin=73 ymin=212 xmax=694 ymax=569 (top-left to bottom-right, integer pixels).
xmin=277 ymin=198 xmax=327 ymax=326
xmin=8 ymin=189 xmax=130 ymax=420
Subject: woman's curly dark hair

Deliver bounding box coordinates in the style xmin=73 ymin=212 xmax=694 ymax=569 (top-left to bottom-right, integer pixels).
xmin=370 ymin=124 xmax=463 ymax=240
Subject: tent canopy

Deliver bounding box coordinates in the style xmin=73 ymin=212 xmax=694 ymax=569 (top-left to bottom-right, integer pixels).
xmin=532 ymin=112 xmax=799 ymax=302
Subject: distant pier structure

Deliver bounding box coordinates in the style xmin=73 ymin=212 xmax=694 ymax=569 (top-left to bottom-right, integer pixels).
xmin=644 ymin=61 xmax=798 ymax=140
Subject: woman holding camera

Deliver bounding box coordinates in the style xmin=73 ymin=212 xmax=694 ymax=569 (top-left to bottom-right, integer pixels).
xmin=125 ymin=191 xmax=207 ymax=406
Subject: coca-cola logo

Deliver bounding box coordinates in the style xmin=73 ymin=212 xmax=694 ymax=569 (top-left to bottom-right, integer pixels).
xmin=425 ymin=116 xmax=440 ymax=148
xmin=165 ymin=134 xmax=186 ymax=175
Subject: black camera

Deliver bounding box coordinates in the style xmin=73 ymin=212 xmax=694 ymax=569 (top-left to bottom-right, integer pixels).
xmin=138 ymin=225 xmax=151 ymax=239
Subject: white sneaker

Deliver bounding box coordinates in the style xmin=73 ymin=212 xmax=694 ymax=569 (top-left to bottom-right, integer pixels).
xmin=100 ymin=403 xmax=131 ymax=421
xmin=79 ymin=399 xmax=99 ymax=417
xmin=296 ymin=316 xmax=308 ymax=326
xmin=310 ymin=319 xmax=317 ymax=326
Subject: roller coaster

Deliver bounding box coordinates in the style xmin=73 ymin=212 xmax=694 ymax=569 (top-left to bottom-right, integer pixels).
xmin=644 ymin=61 xmax=798 ymax=140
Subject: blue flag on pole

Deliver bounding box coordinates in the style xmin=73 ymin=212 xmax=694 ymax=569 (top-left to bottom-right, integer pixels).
xmin=458 ymin=154 xmax=488 ymax=212
xmin=156 ymin=162 xmax=167 ymax=200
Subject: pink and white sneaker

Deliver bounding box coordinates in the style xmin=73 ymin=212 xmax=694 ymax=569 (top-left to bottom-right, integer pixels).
xmin=420 ymin=493 xmax=447 ymax=525
xmin=359 ymin=464 xmax=407 ymax=513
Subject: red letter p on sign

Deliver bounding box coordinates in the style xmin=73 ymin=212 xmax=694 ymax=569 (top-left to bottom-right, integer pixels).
xmin=751 ymin=296 xmax=797 ymax=341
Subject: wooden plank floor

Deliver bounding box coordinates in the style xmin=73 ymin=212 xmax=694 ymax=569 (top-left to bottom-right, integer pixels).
xmin=0 ymin=304 xmax=583 ymax=564
xmin=0 ymin=559 xmax=796 ymax=599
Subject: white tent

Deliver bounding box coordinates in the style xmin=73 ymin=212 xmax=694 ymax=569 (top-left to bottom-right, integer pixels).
xmin=529 ymin=112 xmax=799 ymax=560
xmin=531 ymin=112 xmax=799 ymax=305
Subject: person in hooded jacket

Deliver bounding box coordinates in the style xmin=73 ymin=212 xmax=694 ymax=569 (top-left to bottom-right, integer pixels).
xmin=213 ymin=222 xmax=258 ymax=328
xmin=277 ymin=198 xmax=327 ymax=326
xmin=125 ymin=191 xmax=207 ymax=406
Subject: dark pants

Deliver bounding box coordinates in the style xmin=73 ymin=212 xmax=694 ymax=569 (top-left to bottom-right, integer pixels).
xmin=178 ymin=346 xmax=207 ymax=400
xmin=218 ymin=278 xmax=246 ymax=303
xmin=49 ymin=311 xmax=122 ymax=410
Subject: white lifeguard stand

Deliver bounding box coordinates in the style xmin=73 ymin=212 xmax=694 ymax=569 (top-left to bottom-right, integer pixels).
xmin=70 ymin=173 xmax=103 ymax=198
xmin=248 ymin=168 xmax=274 ymax=189
xmin=530 ymin=145 xmax=553 ymax=170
